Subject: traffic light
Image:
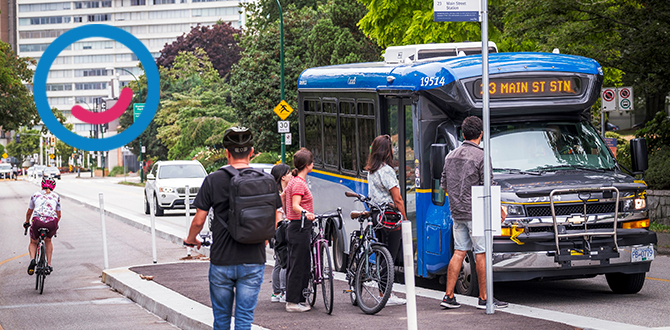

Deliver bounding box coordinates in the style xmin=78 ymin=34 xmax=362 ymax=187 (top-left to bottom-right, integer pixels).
xmin=15 ymin=134 xmax=20 ymax=143
xmin=51 ymin=137 xmax=56 ymax=146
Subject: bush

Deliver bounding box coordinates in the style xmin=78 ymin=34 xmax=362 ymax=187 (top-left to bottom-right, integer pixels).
xmin=645 ymin=146 xmax=670 ymax=190
xmin=635 ymin=111 xmax=670 ymax=156
xmin=250 ymin=152 xmax=280 ymax=164
xmin=605 ymin=131 xmax=632 ymax=171
xmin=108 ymin=166 xmax=125 ymax=177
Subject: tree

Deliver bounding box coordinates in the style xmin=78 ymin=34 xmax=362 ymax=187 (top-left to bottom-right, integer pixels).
xmin=6 ymin=128 xmax=40 ymax=163
xmin=0 ymin=42 xmax=38 ymax=131
xmin=356 ymin=0 xmax=504 ymax=48
xmin=502 ymin=0 xmax=670 ymax=123
xmin=230 ymin=0 xmax=382 ymax=152
xmin=156 ymin=22 xmax=242 ymax=79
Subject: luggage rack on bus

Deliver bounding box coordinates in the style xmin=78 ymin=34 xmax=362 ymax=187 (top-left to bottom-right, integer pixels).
xmin=549 ymin=187 xmax=620 ymax=264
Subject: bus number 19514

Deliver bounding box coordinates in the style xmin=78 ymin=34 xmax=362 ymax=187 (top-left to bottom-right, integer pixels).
xmin=420 ymin=76 xmax=446 ymax=87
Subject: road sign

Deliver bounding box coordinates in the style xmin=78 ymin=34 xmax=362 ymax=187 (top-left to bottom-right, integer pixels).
xmin=50 ymin=147 xmax=54 ymax=154
xmin=278 ymin=121 xmax=289 ymax=133
xmin=434 ymin=0 xmax=481 ymax=22
xmin=619 ymin=87 xmax=634 ymax=111
xmin=133 ymin=103 xmax=145 ymax=122
xmin=49 ymin=154 xmax=55 ymax=159
xmin=602 ymin=88 xmax=616 ymax=112
xmin=285 ymin=133 xmax=292 ymax=145
xmin=273 ymin=100 xmax=293 ymax=120
xmin=1 ymin=153 xmax=7 ymax=158
xmin=141 ymin=146 xmax=146 ymax=153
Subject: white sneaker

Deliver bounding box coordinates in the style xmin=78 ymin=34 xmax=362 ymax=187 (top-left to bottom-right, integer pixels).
xmin=271 ymin=293 xmax=281 ymax=303
xmin=386 ymin=293 xmax=406 ymax=306
xmin=286 ymin=302 xmax=311 ymax=312
xmin=279 ymin=293 xmax=286 ymax=303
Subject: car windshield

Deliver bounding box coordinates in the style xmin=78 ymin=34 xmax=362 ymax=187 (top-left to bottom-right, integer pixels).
xmin=489 ymin=121 xmax=616 ymax=172
xmin=158 ymin=164 xmax=207 ymax=179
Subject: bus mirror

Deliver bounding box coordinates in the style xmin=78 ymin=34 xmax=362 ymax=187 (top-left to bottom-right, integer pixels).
xmin=630 ymin=138 xmax=648 ymax=174
xmin=431 ymin=144 xmax=449 ymax=179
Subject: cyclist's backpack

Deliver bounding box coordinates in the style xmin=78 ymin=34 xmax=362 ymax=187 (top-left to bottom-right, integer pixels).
xmin=220 ymin=166 xmax=279 ymax=244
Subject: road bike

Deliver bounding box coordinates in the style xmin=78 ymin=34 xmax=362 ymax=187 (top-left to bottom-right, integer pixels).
xmin=343 ymin=191 xmax=402 ymax=315
xmin=24 ymin=224 xmax=50 ymax=294
xmin=301 ymin=209 xmax=343 ymax=315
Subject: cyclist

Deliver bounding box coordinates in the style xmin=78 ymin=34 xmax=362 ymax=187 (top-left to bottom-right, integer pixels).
xmin=25 ymin=177 xmax=61 ymax=275
xmin=365 ymin=135 xmax=408 ymax=306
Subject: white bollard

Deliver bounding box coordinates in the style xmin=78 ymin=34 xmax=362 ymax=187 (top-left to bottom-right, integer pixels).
xmin=185 ymin=185 xmax=191 ymax=256
xmin=99 ymin=193 xmax=109 ymax=270
xmin=149 ymin=191 xmax=157 ymax=264
xmin=402 ymin=220 xmax=418 ymax=330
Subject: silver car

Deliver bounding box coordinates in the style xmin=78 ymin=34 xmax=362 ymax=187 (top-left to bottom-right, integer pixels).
xmin=144 ymin=160 xmax=207 ymax=216
xmin=0 ymin=164 xmax=12 ymax=179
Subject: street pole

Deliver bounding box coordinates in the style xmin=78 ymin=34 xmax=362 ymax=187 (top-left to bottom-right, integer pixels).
xmin=276 ymin=0 xmax=286 ymax=164
xmin=116 ymin=67 xmax=144 ymax=183
xmin=481 ymin=0 xmax=494 ymax=315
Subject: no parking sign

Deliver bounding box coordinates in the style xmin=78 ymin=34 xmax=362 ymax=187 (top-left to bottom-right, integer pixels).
xmin=619 ymin=87 xmax=634 ymax=111
xmin=602 ymin=88 xmax=616 ymax=111
xmin=601 ymin=87 xmax=633 ymax=111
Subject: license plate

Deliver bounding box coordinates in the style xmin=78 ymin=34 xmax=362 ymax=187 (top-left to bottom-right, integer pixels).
xmin=631 ymin=245 xmax=654 ymax=262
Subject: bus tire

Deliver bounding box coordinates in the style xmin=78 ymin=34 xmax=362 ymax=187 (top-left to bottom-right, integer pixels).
xmin=332 ymin=231 xmax=347 ymax=272
xmin=455 ymin=250 xmax=479 ymax=297
xmin=606 ymin=272 xmax=645 ymax=294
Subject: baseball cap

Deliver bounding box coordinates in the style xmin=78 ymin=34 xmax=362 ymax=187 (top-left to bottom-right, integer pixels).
xmin=223 ymin=126 xmax=253 ymax=152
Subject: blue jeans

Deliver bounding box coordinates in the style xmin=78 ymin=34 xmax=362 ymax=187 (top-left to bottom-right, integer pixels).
xmin=209 ymin=263 xmax=265 ymax=330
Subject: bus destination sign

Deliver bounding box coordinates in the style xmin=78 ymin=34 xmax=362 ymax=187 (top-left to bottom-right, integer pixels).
xmin=471 ymin=76 xmax=583 ymax=99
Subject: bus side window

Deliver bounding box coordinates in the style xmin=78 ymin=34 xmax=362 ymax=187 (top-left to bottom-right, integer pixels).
xmin=431 ymin=141 xmax=449 ymax=206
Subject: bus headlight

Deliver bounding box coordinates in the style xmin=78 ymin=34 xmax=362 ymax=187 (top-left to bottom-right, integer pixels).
xmin=506 ymin=204 xmax=525 ymax=217
xmin=635 ymin=198 xmax=646 ymax=210
xmin=623 ymin=198 xmax=646 ymax=211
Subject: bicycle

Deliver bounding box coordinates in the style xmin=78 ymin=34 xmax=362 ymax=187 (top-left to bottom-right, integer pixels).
xmin=24 ymin=224 xmax=50 ymax=294
xmin=300 ymin=209 xmax=343 ymax=315
xmin=343 ymin=191 xmax=402 ymax=315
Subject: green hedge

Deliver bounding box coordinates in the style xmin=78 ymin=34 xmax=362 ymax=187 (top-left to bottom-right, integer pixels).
xmin=605 ymin=131 xmax=632 ymax=171
xmin=646 ymin=146 xmax=670 ymax=190
xmin=108 ymin=166 xmax=125 ymax=177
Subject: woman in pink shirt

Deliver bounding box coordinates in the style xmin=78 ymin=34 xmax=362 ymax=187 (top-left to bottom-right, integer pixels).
xmin=284 ymin=148 xmax=315 ymax=313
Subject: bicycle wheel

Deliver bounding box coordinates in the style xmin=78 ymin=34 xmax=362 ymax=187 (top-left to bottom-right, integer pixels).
xmin=320 ymin=243 xmax=334 ymax=314
xmin=35 ymin=242 xmax=42 ymax=290
xmin=354 ymin=244 xmax=394 ymax=315
xmin=37 ymin=243 xmax=47 ymax=294
xmin=306 ymin=251 xmax=317 ymax=307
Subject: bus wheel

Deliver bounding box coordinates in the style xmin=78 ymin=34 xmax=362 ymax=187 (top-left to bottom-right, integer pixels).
xmin=332 ymin=232 xmax=347 ymax=272
xmin=455 ymin=250 xmax=479 ymax=297
xmin=606 ymin=272 xmax=645 ymax=294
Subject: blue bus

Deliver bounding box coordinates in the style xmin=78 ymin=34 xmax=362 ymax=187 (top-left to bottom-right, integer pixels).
xmin=297 ymin=42 xmax=656 ymax=295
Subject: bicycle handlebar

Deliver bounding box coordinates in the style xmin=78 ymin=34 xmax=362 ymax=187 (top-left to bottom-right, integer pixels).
xmin=301 ymin=208 xmax=344 ymax=230
xmin=183 ymin=241 xmax=211 ymax=247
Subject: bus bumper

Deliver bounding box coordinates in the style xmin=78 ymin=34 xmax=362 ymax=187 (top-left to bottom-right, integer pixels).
xmin=491 ymin=229 xmax=657 ymax=282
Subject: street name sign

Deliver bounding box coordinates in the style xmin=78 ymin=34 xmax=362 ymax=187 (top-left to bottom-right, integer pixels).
xmin=133 ymin=103 xmax=145 ymax=122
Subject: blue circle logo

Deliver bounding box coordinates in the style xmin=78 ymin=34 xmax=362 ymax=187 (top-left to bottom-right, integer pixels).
xmin=33 ymin=24 xmax=160 ymax=151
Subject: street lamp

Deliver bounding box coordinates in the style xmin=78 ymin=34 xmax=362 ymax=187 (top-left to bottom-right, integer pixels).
xmin=108 ymin=66 xmax=144 ymax=183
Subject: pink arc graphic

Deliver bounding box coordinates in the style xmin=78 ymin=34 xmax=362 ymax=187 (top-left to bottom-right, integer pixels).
xmin=71 ymin=87 xmax=133 ymax=124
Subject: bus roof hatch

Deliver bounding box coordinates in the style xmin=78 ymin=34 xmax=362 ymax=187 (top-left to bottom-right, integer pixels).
xmin=383 ymin=41 xmax=498 ymax=64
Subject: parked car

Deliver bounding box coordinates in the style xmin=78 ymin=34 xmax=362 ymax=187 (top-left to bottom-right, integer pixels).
xmin=43 ymin=166 xmax=61 ymax=179
xmin=606 ymin=122 xmax=620 ymax=131
xmin=144 ymin=160 xmax=208 ymax=216
xmin=0 ymin=163 xmax=12 ymax=179
xmin=29 ymin=165 xmax=46 ymax=178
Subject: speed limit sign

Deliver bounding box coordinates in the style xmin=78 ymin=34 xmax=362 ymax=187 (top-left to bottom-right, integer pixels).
xmin=278 ymin=121 xmax=289 ymax=133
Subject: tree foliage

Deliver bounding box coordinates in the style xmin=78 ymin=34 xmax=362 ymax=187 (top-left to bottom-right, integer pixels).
xmin=0 ymin=42 xmax=38 ymax=131
xmin=502 ymin=0 xmax=670 ymax=123
xmin=156 ymin=22 xmax=242 ymax=79
xmin=230 ymin=0 xmax=382 ymax=152
xmin=635 ymin=111 xmax=670 ymax=155
xmin=6 ymin=128 xmax=40 ymax=163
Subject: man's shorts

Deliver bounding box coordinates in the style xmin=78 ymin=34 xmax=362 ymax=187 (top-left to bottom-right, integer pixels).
xmin=453 ymin=220 xmax=485 ymax=254
xmin=30 ymin=217 xmax=59 ymax=240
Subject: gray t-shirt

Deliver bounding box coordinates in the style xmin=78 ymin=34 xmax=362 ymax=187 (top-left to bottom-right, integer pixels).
xmin=368 ymin=163 xmax=398 ymax=204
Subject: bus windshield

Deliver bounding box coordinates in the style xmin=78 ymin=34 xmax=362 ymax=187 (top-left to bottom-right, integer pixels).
xmin=489 ymin=121 xmax=616 ymax=172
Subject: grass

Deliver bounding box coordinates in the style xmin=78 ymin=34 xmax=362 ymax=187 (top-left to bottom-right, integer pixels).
xmin=650 ymin=221 xmax=670 ymax=233
xmin=118 ymin=181 xmax=145 ymax=187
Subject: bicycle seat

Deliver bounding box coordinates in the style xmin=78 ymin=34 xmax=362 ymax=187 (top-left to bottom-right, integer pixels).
xmin=38 ymin=228 xmax=49 ymax=233
xmin=350 ymin=211 xmax=369 ymax=221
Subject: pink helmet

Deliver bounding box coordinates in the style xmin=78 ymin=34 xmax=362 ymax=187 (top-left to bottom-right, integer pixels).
xmin=41 ymin=177 xmax=56 ymax=190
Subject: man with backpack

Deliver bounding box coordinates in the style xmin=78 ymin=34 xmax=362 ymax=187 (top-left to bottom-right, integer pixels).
xmin=184 ymin=127 xmax=281 ymax=330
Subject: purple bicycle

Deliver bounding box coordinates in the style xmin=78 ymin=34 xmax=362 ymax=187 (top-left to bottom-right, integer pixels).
xmin=301 ymin=209 xmax=343 ymax=314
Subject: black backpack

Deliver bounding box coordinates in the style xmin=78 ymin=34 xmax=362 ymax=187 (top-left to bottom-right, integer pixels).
xmin=219 ymin=166 xmax=279 ymax=244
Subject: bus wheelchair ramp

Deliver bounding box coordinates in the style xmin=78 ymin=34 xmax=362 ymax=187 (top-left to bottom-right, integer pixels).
xmin=548 ymin=187 xmax=621 ymax=266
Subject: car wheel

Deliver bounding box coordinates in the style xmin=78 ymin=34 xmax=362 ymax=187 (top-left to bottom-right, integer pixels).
xmin=606 ymin=272 xmax=646 ymax=294
xmin=153 ymin=195 xmax=164 ymax=216
xmin=144 ymin=193 xmax=150 ymax=215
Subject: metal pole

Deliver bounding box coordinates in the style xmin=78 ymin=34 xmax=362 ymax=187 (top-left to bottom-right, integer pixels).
xmin=481 ymin=0 xmax=494 ymax=315
xmin=117 ymin=68 xmax=143 ymax=183
xmin=140 ymin=138 xmax=143 ymax=183
xmin=601 ymin=110 xmax=606 ymax=137
xmin=402 ymin=220 xmax=418 ymax=330
xmin=99 ymin=193 xmax=109 ymax=269
xmin=149 ymin=190 xmax=157 ymax=264
xmin=39 ymin=134 xmax=43 ymax=166
xmin=185 ymin=185 xmax=191 ymax=256
xmin=276 ymin=0 xmax=286 ymax=164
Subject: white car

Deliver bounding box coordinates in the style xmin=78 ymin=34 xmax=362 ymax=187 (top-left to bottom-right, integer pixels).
xmin=43 ymin=166 xmax=61 ymax=179
xmin=144 ymin=160 xmax=207 ymax=216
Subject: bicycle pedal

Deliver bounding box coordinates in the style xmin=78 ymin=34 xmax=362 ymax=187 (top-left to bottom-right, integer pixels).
xmin=343 ymin=289 xmax=353 ymax=293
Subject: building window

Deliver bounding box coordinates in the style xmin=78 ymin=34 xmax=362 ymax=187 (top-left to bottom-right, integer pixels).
xmin=19 ymin=16 xmax=71 ymax=25
xmin=87 ymin=14 xmax=110 ymax=21
xmin=74 ymin=54 xmax=114 ymax=64
xmin=192 ymin=7 xmax=238 ymax=17
xmin=131 ymin=0 xmax=146 ymax=5
xmin=73 ymin=41 xmax=114 ymax=50
xmin=73 ymin=16 xmax=83 ymax=22
xmin=148 ymin=9 xmax=189 ymax=19
xmin=75 ymin=124 xmax=94 ymax=132
xmin=46 ymin=83 xmax=73 ymax=91
xmin=48 ymin=97 xmax=72 ymax=105
xmin=75 ymin=82 xmax=108 ymax=90
xmin=19 ymin=2 xmax=71 ymax=12
xmin=153 ymin=0 xmax=175 ymax=4
xmin=74 ymin=1 xmax=100 ymax=9
xmin=74 ymin=68 xmax=112 ymax=77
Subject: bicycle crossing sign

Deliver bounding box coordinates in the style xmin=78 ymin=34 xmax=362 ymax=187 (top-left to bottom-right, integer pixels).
xmin=273 ymin=100 xmax=294 ymax=120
